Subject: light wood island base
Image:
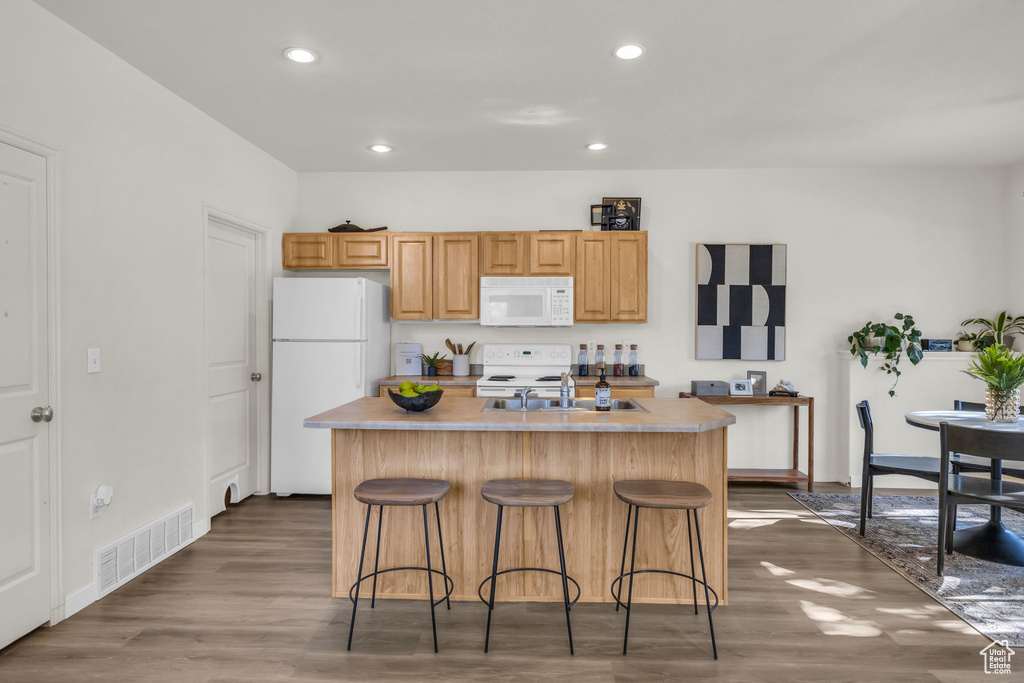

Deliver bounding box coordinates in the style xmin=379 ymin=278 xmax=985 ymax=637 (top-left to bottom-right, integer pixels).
xmin=316 ymin=397 xmax=734 ymax=606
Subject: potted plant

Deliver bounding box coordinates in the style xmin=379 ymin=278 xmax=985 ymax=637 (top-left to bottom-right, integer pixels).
xmin=847 ymin=312 xmax=923 ymax=397
xmin=955 ymin=331 xmax=993 ymax=352
xmin=961 ymin=311 xmax=1024 ymax=350
xmin=961 ymin=345 xmax=1024 ymax=422
xmin=420 ymin=351 xmax=447 ymax=377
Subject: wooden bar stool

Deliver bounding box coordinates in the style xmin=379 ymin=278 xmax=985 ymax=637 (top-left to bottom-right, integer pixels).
xmin=612 ymin=480 xmax=719 ymax=659
xmin=347 ymin=478 xmax=454 ymax=653
xmin=478 ymin=479 xmax=580 ymax=655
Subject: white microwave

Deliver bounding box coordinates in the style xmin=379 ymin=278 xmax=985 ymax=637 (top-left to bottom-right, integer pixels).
xmin=479 ymin=277 xmax=573 ymax=327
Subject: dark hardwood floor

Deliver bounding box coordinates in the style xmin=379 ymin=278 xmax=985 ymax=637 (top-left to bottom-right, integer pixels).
xmin=0 ymin=484 xmax=993 ymax=682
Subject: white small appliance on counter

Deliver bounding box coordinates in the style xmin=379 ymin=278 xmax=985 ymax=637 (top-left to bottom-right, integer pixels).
xmin=271 ymin=277 xmax=390 ymax=495
xmin=476 ymin=343 xmax=576 ymax=398
xmin=479 ymin=277 xmax=573 ymax=327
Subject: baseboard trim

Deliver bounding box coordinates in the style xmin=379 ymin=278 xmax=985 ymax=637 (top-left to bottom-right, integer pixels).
xmin=63 ymin=584 xmax=95 ymax=620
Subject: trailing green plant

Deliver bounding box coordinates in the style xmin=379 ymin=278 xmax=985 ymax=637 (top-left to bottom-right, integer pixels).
xmin=961 ymin=311 xmax=1024 ymax=348
xmin=847 ymin=312 xmax=923 ymax=397
xmin=420 ymin=352 xmax=447 ymax=368
xmin=961 ymin=345 xmax=1024 ymax=392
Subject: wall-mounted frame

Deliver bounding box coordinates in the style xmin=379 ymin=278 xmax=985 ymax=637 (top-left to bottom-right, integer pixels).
xmin=729 ymin=379 xmax=754 ymax=396
xmin=746 ymin=370 xmax=767 ymax=395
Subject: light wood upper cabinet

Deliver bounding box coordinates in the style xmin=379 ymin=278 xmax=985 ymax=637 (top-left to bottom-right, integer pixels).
xmin=575 ymin=233 xmax=612 ymax=321
xmin=434 ymin=233 xmax=480 ymax=319
xmin=527 ymin=232 xmax=574 ymax=276
xmin=282 ymin=233 xmax=333 ymax=269
xmin=334 ymin=233 xmax=389 ymax=269
xmin=610 ymin=232 xmax=647 ymax=322
xmin=390 ymin=234 xmax=433 ymax=319
xmin=480 ymin=232 xmax=526 ymax=276
xmin=574 ymin=232 xmax=647 ymax=323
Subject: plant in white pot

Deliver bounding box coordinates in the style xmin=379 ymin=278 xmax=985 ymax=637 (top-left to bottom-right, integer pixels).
xmin=961 ymin=345 xmax=1024 ymax=422
xmin=847 ymin=312 xmax=923 ymax=397
xmin=960 ymin=311 xmax=1024 ymax=350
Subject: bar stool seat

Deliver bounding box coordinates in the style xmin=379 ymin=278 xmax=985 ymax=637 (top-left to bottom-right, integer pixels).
xmin=482 ymin=479 xmax=574 ymax=507
xmin=614 ymin=480 xmax=712 ymax=509
xmin=354 ymin=477 xmax=451 ymax=506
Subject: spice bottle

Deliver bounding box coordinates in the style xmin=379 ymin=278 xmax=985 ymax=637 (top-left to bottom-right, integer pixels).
xmin=613 ymin=344 xmax=624 ymax=376
xmin=577 ymin=344 xmax=589 ymax=376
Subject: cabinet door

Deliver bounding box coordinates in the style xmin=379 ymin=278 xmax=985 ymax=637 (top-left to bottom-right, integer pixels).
xmin=480 ymin=232 xmax=525 ymax=276
xmin=282 ymin=233 xmax=333 ymax=269
xmin=390 ymin=234 xmax=433 ymax=319
xmin=434 ymin=233 xmax=480 ymax=319
xmin=335 ymin=233 xmax=389 ymax=269
xmin=574 ymin=233 xmax=611 ymax=322
xmin=610 ymin=232 xmax=647 ymax=322
xmin=527 ymin=232 xmax=575 ymax=276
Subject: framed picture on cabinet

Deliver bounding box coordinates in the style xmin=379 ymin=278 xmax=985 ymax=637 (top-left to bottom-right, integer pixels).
xmin=729 ymin=378 xmax=754 ymax=396
xmin=601 ymin=197 xmax=641 ymax=231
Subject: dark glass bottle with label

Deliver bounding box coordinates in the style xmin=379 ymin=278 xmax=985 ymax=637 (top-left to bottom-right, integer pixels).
xmin=595 ymin=367 xmax=611 ymax=411
xmin=613 ymin=344 xmax=624 ymax=376
xmin=577 ymin=344 xmax=589 ymax=376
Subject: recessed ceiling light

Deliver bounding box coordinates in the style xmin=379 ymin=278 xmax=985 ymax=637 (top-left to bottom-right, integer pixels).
xmin=283 ymin=47 xmax=318 ymax=63
xmin=613 ymin=44 xmax=645 ymax=60
xmin=369 ymin=144 xmax=393 ymax=153
xmin=587 ymin=142 xmax=609 ymax=151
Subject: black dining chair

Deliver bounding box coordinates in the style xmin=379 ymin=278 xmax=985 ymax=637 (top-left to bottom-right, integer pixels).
xmin=953 ymin=400 xmax=1024 ymax=479
xmin=856 ymin=400 xmax=943 ymax=536
xmin=937 ymin=422 xmax=1024 ymax=575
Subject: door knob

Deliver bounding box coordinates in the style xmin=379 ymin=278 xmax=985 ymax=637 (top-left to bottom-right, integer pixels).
xmin=31 ymin=406 xmax=54 ymax=423
xmin=250 ymin=372 xmax=262 ymax=382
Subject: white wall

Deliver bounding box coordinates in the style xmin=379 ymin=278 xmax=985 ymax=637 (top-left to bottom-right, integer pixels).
xmin=298 ymin=168 xmax=1006 ymax=483
xmin=0 ymin=0 xmax=297 ymax=606
xmin=1007 ymin=160 xmax=1024 ymax=313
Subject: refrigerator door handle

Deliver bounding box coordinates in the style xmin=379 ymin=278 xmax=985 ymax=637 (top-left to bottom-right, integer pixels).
xmin=355 ymin=343 xmax=364 ymax=392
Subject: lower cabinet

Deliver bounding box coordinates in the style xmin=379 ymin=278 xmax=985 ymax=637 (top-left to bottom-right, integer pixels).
xmin=575 ymin=385 xmax=655 ymax=399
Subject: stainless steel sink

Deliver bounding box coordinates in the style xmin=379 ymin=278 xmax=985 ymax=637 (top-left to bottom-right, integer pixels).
xmin=481 ymin=397 xmax=649 ymax=413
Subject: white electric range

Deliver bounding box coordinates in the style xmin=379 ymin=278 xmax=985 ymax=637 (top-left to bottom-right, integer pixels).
xmin=476 ymin=343 xmax=576 ymax=398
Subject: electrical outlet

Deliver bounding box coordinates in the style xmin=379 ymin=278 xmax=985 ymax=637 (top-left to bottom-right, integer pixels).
xmin=623 ymin=339 xmax=634 ymax=350
xmin=587 ymin=339 xmax=596 ymax=354
xmin=88 ymin=348 xmax=101 ymax=374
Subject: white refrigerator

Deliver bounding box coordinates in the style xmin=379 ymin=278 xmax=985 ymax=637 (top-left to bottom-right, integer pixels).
xmin=271 ymin=277 xmax=390 ymax=494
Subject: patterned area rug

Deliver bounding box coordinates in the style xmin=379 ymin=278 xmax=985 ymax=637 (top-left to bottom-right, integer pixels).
xmin=789 ymin=492 xmax=1024 ymax=646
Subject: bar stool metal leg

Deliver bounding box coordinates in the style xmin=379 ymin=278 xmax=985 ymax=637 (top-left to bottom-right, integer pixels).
xmin=484 ymin=505 xmax=504 ymax=653
xmin=421 ymin=504 xmax=439 ymax=653
xmin=347 ymin=505 xmax=372 ymax=651
xmin=693 ymin=508 xmax=718 ymax=660
xmin=686 ymin=509 xmax=698 ymax=615
xmin=370 ymin=505 xmax=383 ymax=608
xmin=622 ymin=505 xmax=640 ymax=656
xmin=615 ymin=504 xmax=632 ymax=612
xmin=434 ymin=502 xmax=451 ymax=610
xmin=553 ymin=505 xmax=575 ymax=655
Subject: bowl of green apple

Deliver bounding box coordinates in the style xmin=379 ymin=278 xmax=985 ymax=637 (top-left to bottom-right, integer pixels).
xmin=387 ymin=381 xmax=444 ymax=412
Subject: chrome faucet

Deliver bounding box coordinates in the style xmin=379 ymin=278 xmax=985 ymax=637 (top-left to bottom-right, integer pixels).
xmin=559 ymin=372 xmax=571 ymax=409
xmin=515 ymin=386 xmax=536 ymax=411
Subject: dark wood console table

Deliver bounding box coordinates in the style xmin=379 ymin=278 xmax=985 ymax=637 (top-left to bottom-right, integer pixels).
xmin=680 ymin=393 xmax=814 ymax=491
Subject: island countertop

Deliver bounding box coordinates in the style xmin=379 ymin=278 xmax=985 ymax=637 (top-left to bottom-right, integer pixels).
xmin=305 ymin=396 xmax=735 ymax=433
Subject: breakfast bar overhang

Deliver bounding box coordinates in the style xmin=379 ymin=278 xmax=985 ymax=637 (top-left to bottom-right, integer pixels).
xmin=305 ymin=397 xmax=736 ymax=605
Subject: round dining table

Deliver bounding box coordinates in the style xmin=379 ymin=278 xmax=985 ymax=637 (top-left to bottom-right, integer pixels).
xmin=905 ymin=410 xmax=1024 ymax=566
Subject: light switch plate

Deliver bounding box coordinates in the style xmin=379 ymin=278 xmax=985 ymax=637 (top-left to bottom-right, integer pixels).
xmin=88 ymin=348 xmax=101 ymax=374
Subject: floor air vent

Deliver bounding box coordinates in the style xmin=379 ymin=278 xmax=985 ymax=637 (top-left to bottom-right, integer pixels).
xmin=94 ymin=504 xmax=197 ymax=598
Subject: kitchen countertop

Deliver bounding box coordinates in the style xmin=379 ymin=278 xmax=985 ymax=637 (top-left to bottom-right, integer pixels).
xmin=305 ymin=396 xmax=733 ymax=433
xmin=377 ymin=374 xmax=660 ymax=387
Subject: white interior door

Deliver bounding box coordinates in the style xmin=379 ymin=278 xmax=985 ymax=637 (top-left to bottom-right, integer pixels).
xmin=0 ymin=141 xmax=51 ymax=647
xmin=206 ymin=218 xmax=259 ymax=516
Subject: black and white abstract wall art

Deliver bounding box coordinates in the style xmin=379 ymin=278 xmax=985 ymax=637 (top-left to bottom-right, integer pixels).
xmin=695 ymin=244 xmax=786 ymax=360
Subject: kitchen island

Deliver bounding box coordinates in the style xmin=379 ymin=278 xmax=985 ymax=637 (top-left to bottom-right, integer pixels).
xmin=305 ymin=397 xmax=735 ymax=605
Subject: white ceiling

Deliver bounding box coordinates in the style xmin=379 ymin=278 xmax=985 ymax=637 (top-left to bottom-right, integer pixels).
xmin=34 ymin=0 xmax=1024 ymax=172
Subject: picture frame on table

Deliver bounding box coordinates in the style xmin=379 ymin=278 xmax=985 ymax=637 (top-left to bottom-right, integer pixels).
xmin=746 ymin=370 xmax=767 ymax=395
xmin=729 ymin=378 xmax=754 ymax=396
